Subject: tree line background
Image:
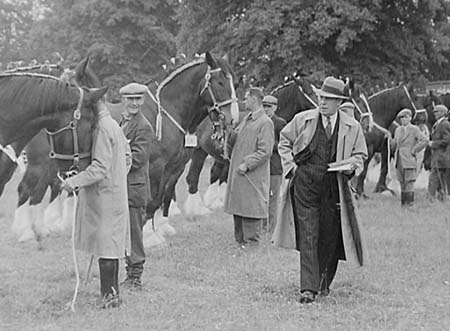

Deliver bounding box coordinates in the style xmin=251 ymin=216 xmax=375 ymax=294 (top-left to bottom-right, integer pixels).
xmin=1 ymin=0 xmax=450 ymax=98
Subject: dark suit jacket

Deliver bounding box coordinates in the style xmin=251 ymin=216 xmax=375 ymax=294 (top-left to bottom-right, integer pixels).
xmin=121 ymin=111 xmax=154 ymax=207
xmin=430 ymin=118 xmax=450 ymax=168
xmin=270 ymin=114 xmax=287 ymax=175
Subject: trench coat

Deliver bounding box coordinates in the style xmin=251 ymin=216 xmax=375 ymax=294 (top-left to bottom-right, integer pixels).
xmin=67 ymin=111 xmax=131 ymax=258
xmin=391 ymin=123 xmax=428 ymax=171
xmin=224 ymin=108 xmax=274 ymax=219
xmin=272 ymin=109 xmax=368 ymax=266
xmin=430 ymin=118 xmax=450 ymax=168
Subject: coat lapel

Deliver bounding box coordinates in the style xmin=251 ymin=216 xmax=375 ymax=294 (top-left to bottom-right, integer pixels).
xmin=337 ymin=111 xmax=352 ymax=161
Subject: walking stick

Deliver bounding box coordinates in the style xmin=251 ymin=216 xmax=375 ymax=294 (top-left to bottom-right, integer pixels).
xmin=84 ymin=255 xmax=95 ymax=288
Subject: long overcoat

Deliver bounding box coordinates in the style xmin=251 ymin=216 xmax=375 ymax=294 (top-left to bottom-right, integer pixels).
xmin=430 ymin=118 xmax=450 ymax=168
xmin=224 ymin=108 xmax=274 ymax=219
xmin=272 ymin=109 xmax=368 ymax=266
xmin=391 ymin=123 xmax=428 ymax=171
xmin=67 ymin=111 xmax=131 ymax=258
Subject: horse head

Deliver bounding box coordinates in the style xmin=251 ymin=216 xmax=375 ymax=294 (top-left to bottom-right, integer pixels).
xmin=199 ymin=52 xmax=239 ymax=136
xmin=46 ymin=86 xmax=108 ymax=177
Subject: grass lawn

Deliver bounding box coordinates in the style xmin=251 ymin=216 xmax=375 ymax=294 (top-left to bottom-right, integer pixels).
xmin=1 ymin=159 xmax=449 ymax=331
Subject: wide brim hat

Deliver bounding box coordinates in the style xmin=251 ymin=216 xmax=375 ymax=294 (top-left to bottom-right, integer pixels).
xmin=312 ymin=76 xmax=348 ymax=99
xmin=397 ymin=108 xmax=412 ymax=118
xmin=119 ymin=82 xmax=147 ymax=98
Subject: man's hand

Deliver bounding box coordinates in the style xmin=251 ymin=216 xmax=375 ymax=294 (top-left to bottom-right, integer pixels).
xmin=237 ymin=163 xmax=248 ymax=175
xmin=61 ymin=179 xmax=76 ymax=193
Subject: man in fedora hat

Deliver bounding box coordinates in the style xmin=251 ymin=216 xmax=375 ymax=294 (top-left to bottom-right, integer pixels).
xmin=262 ymin=95 xmax=287 ymax=233
xmin=391 ymin=108 xmax=428 ymax=206
xmin=277 ymin=76 xmax=368 ymax=303
xmin=118 ymin=82 xmax=154 ymax=290
xmin=427 ymin=104 xmax=450 ymax=201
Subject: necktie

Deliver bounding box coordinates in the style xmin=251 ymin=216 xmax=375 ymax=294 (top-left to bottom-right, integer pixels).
xmin=325 ymin=116 xmax=332 ymax=138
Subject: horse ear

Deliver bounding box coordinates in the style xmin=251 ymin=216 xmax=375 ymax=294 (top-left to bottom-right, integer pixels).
xmin=86 ymin=86 xmax=108 ymax=103
xmin=205 ymin=51 xmax=218 ymax=68
xmin=74 ymin=57 xmax=90 ymax=76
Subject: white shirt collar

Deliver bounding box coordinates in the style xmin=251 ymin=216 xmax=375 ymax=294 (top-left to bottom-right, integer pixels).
xmin=321 ymin=111 xmax=338 ymax=132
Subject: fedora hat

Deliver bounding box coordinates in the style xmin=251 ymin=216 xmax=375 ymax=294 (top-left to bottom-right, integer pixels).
xmin=312 ymin=76 xmax=348 ymax=99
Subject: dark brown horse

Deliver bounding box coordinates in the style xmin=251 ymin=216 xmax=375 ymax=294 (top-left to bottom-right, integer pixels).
xmin=355 ymin=85 xmax=419 ymax=197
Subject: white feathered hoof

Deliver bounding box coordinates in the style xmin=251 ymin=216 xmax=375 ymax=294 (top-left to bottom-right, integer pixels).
xmin=44 ymin=195 xmax=64 ymax=234
xmin=58 ymin=193 xmax=75 ymax=236
xmin=143 ymin=222 xmax=166 ymax=248
xmin=18 ymin=227 xmax=36 ymax=242
xmin=31 ymin=204 xmax=51 ymax=238
xmin=168 ymin=200 xmax=181 ymax=216
xmin=203 ymin=182 xmax=220 ymax=209
xmin=12 ymin=200 xmax=35 ymax=242
xmin=184 ymin=192 xmax=210 ymax=218
xmin=155 ymin=216 xmax=176 ymax=237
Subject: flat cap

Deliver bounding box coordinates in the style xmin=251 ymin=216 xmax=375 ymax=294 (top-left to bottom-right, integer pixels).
xmin=119 ymin=82 xmax=147 ymax=97
xmin=397 ymin=108 xmax=412 ymax=118
xmin=433 ymin=104 xmax=448 ymax=113
xmin=263 ymin=95 xmax=278 ymax=106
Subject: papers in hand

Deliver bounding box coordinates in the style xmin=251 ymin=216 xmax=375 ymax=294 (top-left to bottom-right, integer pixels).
xmin=328 ymin=160 xmax=354 ymax=172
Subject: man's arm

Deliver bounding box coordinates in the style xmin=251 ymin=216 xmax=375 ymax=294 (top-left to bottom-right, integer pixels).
xmin=241 ymin=120 xmax=274 ymax=172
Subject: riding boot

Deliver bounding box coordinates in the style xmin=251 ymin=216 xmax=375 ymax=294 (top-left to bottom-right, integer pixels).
xmin=400 ymin=192 xmax=406 ymax=206
xmin=98 ymin=258 xmax=121 ymax=308
xmin=406 ymin=192 xmax=414 ymax=206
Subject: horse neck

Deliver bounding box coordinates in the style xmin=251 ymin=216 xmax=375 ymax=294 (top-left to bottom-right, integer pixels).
xmin=275 ymin=88 xmax=315 ymax=122
xmin=369 ymin=88 xmax=406 ymax=128
xmin=158 ymin=64 xmax=206 ymax=134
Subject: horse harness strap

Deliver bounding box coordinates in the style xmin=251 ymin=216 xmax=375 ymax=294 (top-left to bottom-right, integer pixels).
xmin=45 ymin=87 xmax=90 ymax=168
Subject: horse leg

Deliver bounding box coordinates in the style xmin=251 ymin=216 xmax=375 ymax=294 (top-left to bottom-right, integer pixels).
xmin=0 ymin=157 xmax=17 ymax=198
xmin=29 ymin=173 xmax=54 ymax=241
xmin=185 ymin=148 xmax=211 ymax=217
xmin=186 ymin=147 xmax=208 ymax=194
xmin=374 ymin=140 xmax=390 ymax=193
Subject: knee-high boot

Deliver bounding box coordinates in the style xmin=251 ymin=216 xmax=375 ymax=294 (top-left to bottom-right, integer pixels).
xmin=98 ymin=258 xmax=121 ymax=308
xmin=401 ymin=192 xmax=406 ymax=206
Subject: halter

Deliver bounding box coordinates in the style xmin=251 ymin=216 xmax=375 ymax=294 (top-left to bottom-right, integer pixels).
xmin=155 ymin=63 xmax=238 ymax=145
xmin=45 ymin=87 xmax=90 ymax=174
xmin=200 ymin=66 xmax=239 ymax=128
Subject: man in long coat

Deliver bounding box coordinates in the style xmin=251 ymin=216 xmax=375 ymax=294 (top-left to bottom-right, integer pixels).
xmin=61 ymin=101 xmax=131 ymax=308
xmin=118 ymin=83 xmax=154 ymax=289
xmin=427 ymin=104 xmax=450 ymax=200
xmin=275 ymin=76 xmax=368 ymax=303
xmin=262 ymin=95 xmax=286 ymax=233
xmin=391 ymin=108 xmax=428 ymax=206
xmin=224 ymin=87 xmax=274 ymax=246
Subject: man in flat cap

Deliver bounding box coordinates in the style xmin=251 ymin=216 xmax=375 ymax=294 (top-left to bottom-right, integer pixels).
xmin=391 ymin=108 xmax=428 ymax=206
xmin=119 ymin=82 xmax=154 ymax=290
xmin=428 ymin=104 xmax=450 ymax=201
xmin=262 ymin=95 xmax=286 ymax=233
xmin=275 ymin=76 xmax=368 ymax=303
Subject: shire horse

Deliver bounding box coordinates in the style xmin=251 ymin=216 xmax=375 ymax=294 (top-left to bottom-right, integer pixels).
xmin=355 ymin=84 xmax=419 ymax=197
xmin=0 ymin=72 xmax=107 ymax=240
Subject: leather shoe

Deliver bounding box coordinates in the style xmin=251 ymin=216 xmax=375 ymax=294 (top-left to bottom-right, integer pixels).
xmin=299 ymin=290 xmax=316 ymax=304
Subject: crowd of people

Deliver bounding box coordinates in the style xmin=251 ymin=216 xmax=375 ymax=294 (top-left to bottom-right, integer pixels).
xmin=59 ymin=75 xmax=450 ymax=308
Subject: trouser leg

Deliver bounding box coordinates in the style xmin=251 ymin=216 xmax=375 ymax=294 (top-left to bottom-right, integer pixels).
xmin=268 ymin=175 xmax=282 ymax=233
xmin=428 ymin=167 xmax=441 ymax=198
xmin=233 ymin=215 xmax=244 ymax=244
xmin=126 ymin=206 xmax=146 ymax=279
xmin=242 ymin=217 xmax=261 ymax=243
xmin=99 ymin=258 xmax=119 ymax=297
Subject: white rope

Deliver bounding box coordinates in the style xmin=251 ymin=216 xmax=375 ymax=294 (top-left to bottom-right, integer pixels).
xmin=0 ymin=144 xmax=18 ymax=163
xmin=67 ymin=193 xmax=79 ymax=312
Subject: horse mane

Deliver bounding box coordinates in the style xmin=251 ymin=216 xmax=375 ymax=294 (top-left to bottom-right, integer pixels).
xmin=270 ymin=80 xmax=296 ymax=95
xmin=0 ymin=73 xmax=77 ymax=118
xmin=156 ymin=58 xmax=205 ymax=97
xmin=368 ymin=85 xmax=403 ymax=100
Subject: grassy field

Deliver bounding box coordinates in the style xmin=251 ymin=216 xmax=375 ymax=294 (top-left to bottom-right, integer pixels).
xmin=1 ymin=159 xmax=449 ymax=331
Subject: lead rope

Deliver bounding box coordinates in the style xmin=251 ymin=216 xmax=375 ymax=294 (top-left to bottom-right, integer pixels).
xmin=67 ymin=192 xmax=79 ymax=312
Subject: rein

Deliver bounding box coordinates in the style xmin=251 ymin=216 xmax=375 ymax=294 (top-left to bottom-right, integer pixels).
xmin=45 ymin=87 xmax=90 ymax=172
